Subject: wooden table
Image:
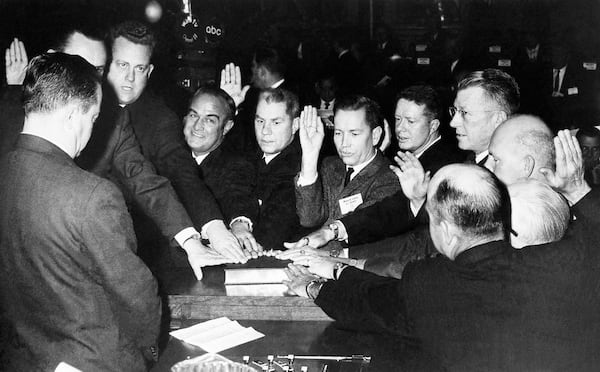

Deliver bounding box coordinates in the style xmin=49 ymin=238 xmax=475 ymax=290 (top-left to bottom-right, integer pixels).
xmin=152 ymin=260 xmax=441 ymax=371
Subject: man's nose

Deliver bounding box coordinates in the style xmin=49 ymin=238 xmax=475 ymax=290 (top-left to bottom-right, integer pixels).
xmin=261 ymin=123 xmax=272 ymax=135
xmin=449 ymin=114 xmax=460 ymax=128
xmin=125 ymin=68 xmax=134 ymax=82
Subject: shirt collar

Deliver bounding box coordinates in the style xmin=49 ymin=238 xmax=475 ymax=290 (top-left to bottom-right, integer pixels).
xmin=414 ymin=134 xmax=441 ymax=159
xmin=192 ymin=151 xmax=211 ymax=165
xmin=475 ymin=150 xmax=489 ymax=165
xmin=263 ymin=152 xmax=281 ymax=164
xmin=271 ymin=79 xmax=285 ymax=89
xmin=346 ymin=151 xmax=377 ymax=181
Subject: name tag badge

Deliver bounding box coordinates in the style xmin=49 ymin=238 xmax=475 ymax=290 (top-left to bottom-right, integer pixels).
xmin=415 ymin=44 xmax=427 ymax=52
xmin=498 ymin=59 xmax=511 ymax=67
xmin=339 ymin=193 xmax=363 ymax=215
xmin=583 ymin=62 xmax=597 ymax=71
xmin=417 ymin=57 xmax=430 ymax=65
xmin=567 ymin=87 xmax=579 ymax=95
xmin=489 ymin=45 xmax=502 ymax=53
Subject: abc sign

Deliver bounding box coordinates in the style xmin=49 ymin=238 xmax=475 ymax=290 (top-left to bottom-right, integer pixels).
xmin=205 ymin=25 xmax=222 ymax=36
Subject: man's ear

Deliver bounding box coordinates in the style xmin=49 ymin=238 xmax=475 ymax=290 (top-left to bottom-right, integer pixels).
xmin=441 ymin=220 xmax=459 ymax=259
xmin=523 ymin=154 xmax=535 ymax=178
xmin=492 ymin=111 xmax=508 ymax=128
xmin=429 ymin=118 xmax=440 ymax=134
xmin=147 ymin=64 xmax=154 ymax=78
xmin=223 ymin=119 xmax=234 ymax=136
xmin=292 ymin=117 xmax=300 ymax=134
xmin=372 ymin=125 xmax=383 ymax=146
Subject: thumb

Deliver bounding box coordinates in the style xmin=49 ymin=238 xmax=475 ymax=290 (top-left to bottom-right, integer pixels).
xmin=241 ymin=85 xmax=250 ymax=98
xmin=283 ymin=241 xmax=300 ymax=249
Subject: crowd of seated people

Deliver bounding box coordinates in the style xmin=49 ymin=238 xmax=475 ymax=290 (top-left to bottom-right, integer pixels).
xmin=1 ymin=14 xmax=600 ymax=371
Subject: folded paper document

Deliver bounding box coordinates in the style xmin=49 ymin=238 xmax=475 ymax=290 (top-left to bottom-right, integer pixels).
xmin=170 ymin=317 xmax=264 ymax=353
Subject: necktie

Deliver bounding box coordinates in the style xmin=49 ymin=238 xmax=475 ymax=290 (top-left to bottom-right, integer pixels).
xmin=324 ymin=101 xmax=330 ymax=109
xmin=553 ymin=69 xmax=560 ymax=92
xmin=343 ymin=167 xmax=354 ymax=187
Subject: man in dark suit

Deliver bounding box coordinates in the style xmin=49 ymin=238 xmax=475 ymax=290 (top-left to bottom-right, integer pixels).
xmin=105 ymin=20 xmax=247 ymax=265
xmin=226 ymin=46 xmax=295 ymax=157
xmin=183 ymin=85 xmax=260 ymax=252
xmin=0 ymin=53 xmax=161 ymax=372
xmin=285 ymin=85 xmax=465 ymax=250
xmin=253 ymin=88 xmax=305 ymax=249
xmin=1 ymin=23 xmax=242 ymax=279
xmin=283 ymin=150 xmax=600 ymax=370
xmin=294 ymin=96 xmax=401 ymax=255
xmin=546 ymin=44 xmax=599 ymax=130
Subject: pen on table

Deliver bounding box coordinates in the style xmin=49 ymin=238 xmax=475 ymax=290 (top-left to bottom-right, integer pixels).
xmin=276 ymin=355 xmax=371 ymax=362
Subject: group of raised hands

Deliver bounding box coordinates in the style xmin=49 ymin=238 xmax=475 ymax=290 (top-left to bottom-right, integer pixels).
xmin=278 ymin=129 xmax=591 ymax=298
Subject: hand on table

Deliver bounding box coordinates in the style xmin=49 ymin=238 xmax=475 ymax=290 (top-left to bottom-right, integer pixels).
xmin=5 ymin=38 xmax=28 ymax=85
xmin=283 ymin=226 xmax=335 ymax=250
xmin=230 ymin=220 xmax=262 ymax=258
xmin=205 ymin=221 xmax=250 ymax=263
xmin=181 ymin=238 xmax=236 ymax=280
xmin=283 ymin=263 xmax=323 ymax=298
xmin=220 ymin=62 xmax=249 ymax=108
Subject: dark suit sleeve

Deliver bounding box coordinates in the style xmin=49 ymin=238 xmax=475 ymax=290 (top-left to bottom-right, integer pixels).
xmin=148 ymin=112 xmax=223 ymax=229
xmin=363 ymin=226 xmax=436 ymax=278
xmin=254 ymin=173 xmax=301 ymax=248
xmin=315 ymin=267 xmax=410 ymax=336
xmin=109 ymin=116 xmax=195 ymax=240
xmin=82 ymin=180 xmax=161 ymax=349
xmin=217 ymin=156 xmax=259 ymax=223
xmin=341 ymin=191 xmax=416 ymax=246
xmin=0 ymin=85 xmax=24 ymax=158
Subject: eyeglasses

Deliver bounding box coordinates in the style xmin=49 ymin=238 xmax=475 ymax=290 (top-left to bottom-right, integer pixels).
xmin=448 ymin=106 xmax=500 ymax=120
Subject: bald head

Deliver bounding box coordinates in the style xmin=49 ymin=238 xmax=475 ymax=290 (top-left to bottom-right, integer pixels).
xmin=508 ymin=180 xmax=569 ymax=248
xmin=487 ymin=114 xmax=555 ymax=185
xmin=426 ymin=164 xmax=510 ymax=259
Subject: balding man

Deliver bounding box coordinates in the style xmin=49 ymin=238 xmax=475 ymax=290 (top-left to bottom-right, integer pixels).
xmin=283 ymin=143 xmax=600 ymax=369
xmin=486 ymin=114 xmax=555 ymax=185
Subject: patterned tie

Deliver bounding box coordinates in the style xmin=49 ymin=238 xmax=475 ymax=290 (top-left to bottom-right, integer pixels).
xmin=343 ymin=167 xmax=354 ymax=187
xmin=324 ymin=101 xmax=330 ymax=109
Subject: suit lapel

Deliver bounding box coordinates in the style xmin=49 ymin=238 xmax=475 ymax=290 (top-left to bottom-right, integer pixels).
xmin=340 ymin=153 xmax=384 ymax=197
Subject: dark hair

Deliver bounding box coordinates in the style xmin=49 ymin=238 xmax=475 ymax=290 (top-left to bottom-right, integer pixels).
xmin=253 ymin=47 xmax=286 ymax=77
xmin=109 ymin=20 xmax=156 ymax=55
xmin=23 ymin=53 xmax=101 ymax=115
xmin=576 ymin=127 xmax=600 ymax=141
xmin=191 ymin=85 xmax=236 ymax=122
xmin=458 ymin=68 xmax=520 ymax=115
xmin=50 ymin=16 xmax=107 ymax=52
xmin=258 ymin=88 xmax=300 ymax=119
xmin=397 ymin=85 xmax=442 ymax=122
xmin=428 ymin=165 xmax=510 ymax=239
xmin=334 ymin=95 xmax=383 ymax=130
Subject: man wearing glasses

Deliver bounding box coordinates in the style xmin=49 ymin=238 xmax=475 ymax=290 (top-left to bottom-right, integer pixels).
xmin=285 ymin=71 xmax=519 ymax=252
xmin=449 ymin=68 xmax=520 ymax=166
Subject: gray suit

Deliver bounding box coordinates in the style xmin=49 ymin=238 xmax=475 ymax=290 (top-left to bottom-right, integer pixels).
xmin=295 ymin=152 xmax=400 ymax=251
xmin=0 ymin=135 xmax=161 ymax=371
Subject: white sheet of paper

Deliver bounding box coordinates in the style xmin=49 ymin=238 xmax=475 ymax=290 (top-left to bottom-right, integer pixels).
xmin=170 ymin=317 xmax=265 ymax=353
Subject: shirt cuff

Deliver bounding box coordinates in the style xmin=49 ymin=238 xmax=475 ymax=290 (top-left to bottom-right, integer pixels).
xmin=335 ymin=220 xmax=349 ymax=242
xmin=174 ymin=227 xmax=201 ymax=248
xmin=229 ymin=216 xmax=253 ymax=232
xmin=297 ymin=173 xmax=318 ymax=187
